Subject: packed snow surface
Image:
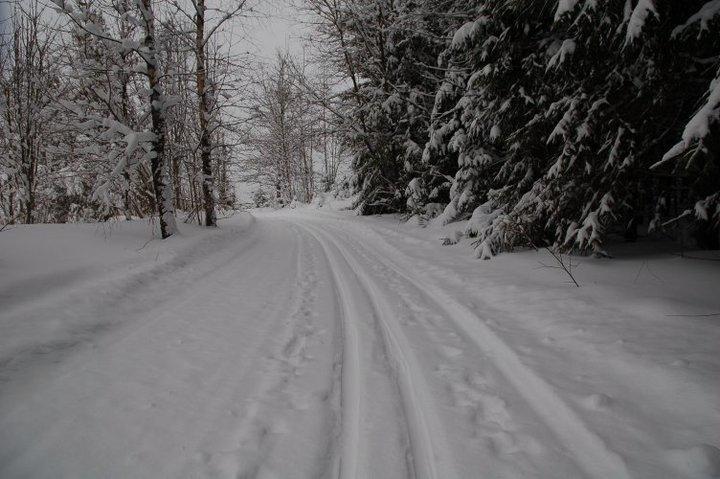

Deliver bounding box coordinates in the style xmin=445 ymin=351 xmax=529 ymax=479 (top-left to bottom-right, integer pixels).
xmin=1 ymin=207 xmax=719 ymax=478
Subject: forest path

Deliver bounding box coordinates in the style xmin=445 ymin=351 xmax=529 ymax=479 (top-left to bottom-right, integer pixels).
xmin=1 ymin=208 xmax=718 ymax=478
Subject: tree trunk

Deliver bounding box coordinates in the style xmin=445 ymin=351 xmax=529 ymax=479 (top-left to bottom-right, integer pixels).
xmin=23 ymin=157 xmax=36 ymax=224
xmin=142 ymin=0 xmax=176 ymax=238
xmin=195 ymin=0 xmax=216 ymax=227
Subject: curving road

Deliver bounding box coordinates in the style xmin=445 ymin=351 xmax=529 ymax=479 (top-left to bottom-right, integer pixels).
xmin=1 ymin=209 xmax=717 ymax=478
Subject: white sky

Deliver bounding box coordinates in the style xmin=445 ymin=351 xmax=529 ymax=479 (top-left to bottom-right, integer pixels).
xmin=0 ymin=1 xmax=10 ymax=36
xmin=243 ymin=0 xmax=310 ymax=61
xmin=0 ymin=0 xmax=308 ymax=58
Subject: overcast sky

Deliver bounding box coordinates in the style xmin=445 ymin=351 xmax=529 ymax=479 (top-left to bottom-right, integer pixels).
xmin=0 ymin=0 xmax=307 ymax=57
xmin=244 ymin=0 xmax=309 ymax=61
xmin=0 ymin=1 xmax=10 ymax=37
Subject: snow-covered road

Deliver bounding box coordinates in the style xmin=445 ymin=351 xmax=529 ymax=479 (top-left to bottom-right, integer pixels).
xmin=1 ymin=209 xmax=719 ymax=478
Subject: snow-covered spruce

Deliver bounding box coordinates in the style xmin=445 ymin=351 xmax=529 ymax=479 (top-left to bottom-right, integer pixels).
xmin=306 ymin=0 xmax=719 ymax=256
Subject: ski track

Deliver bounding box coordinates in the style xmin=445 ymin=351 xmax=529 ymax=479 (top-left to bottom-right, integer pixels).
xmin=306 ymin=225 xmax=364 ymax=478
xmin=306 ymin=226 xmax=365 ymax=479
xmin=298 ymin=220 xmax=459 ymax=479
xmin=287 ymin=214 xmax=632 ymax=479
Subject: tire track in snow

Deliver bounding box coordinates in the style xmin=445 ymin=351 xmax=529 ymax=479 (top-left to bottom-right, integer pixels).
xmin=314 ymin=219 xmax=633 ymax=479
xmin=297 ymin=220 xmax=459 ymax=479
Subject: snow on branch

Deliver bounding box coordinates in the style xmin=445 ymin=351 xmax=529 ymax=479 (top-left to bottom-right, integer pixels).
xmin=546 ymin=39 xmax=576 ymax=70
xmin=451 ymin=18 xmax=486 ymax=49
xmin=672 ymin=0 xmax=720 ymax=38
xmin=554 ymin=0 xmax=579 ymax=22
xmin=655 ymin=69 xmax=720 ymax=168
xmin=625 ymin=0 xmax=658 ymax=45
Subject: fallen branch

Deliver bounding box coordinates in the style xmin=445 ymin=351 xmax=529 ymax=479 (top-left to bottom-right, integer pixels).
xmin=543 ymin=247 xmax=580 ymax=288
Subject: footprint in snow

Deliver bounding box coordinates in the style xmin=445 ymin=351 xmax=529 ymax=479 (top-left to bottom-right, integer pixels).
xmin=442 ymin=345 xmax=463 ymax=358
xmin=666 ymin=444 xmax=720 ymax=478
xmin=581 ymin=393 xmax=614 ymax=410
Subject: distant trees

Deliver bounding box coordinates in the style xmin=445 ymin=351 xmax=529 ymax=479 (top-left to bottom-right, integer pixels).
xmin=305 ymin=0 xmax=720 ymax=254
xmin=247 ymin=51 xmax=346 ymax=205
xmin=0 ymin=2 xmax=60 ymax=224
xmin=0 ymin=0 xmax=248 ymax=235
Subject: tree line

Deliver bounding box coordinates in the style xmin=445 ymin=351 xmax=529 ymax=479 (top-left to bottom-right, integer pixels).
xmin=243 ymin=51 xmax=347 ymax=207
xmin=2 ymin=0 xmax=718 ymax=256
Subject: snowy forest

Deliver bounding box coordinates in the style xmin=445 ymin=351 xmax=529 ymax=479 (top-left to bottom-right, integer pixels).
xmin=2 ymin=1 xmax=720 ymax=478
xmin=1 ymin=0 xmax=718 ymax=256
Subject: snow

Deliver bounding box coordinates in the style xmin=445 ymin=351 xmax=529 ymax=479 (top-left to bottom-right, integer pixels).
xmin=547 ymin=97 xmax=579 ymax=145
xmin=667 ymin=444 xmax=720 ymax=478
xmin=451 ymin=19 xmax=484 ymax=48
xmin=658 ymin=72 xmax=720 ymax=166
xmin=672 ymin=0 xmax=720 ymax=38
xmin=546 ymin=39 xmax=577 ymax=70
xmin=554 ymin=0 xmax=579 ymax=22
xmin=1 ymin=207 xmax=719 ymax=478
xmin=625 ymin=0 xmax=658 ymax=44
